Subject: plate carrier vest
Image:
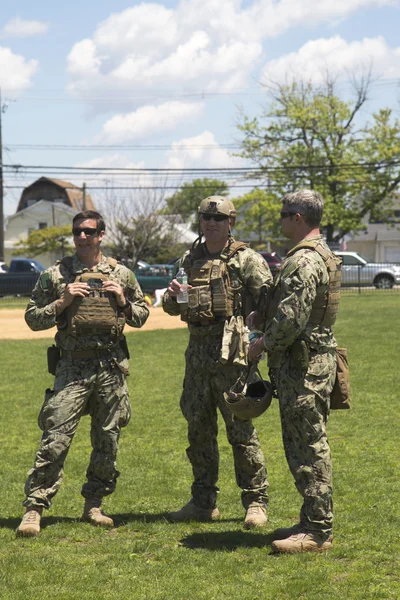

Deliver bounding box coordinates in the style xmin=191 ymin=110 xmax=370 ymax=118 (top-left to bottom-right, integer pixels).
xmin=180 ymin=240 xmax=248 ymax=325
xmin=58 ymin=256 xmax=125 ymax=339
xmin=266 ymin=239 xmax=342 ymax=327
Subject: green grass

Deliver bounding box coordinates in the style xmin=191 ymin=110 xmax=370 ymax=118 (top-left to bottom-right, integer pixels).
xmin=0 ymin=294 xmax=399 ymax=599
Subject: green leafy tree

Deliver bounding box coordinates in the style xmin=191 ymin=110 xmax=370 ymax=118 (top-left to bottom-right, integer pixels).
xmin=12 ymin=225 xmax=73 ymax=257
xmin=163 ymin=178 xmax=229 ymax=230
xmin=233 ymin=188 xmax=282 ymax=249
xmin=236 ymin=76 xmax=400 ymax=242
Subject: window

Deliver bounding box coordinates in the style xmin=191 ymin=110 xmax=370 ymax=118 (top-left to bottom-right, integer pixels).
xmin=38 ymin=222 xmax=47 ymax=229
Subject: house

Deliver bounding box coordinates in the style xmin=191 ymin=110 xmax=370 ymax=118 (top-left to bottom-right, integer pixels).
xmin=344 ymin=223 xmax=400 ymax=262
xmin=4 ymin=177 xmax=96 ymax=268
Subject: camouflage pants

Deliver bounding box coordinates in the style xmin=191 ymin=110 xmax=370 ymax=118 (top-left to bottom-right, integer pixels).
xmin=23 ymin=356 xmax=131 ymax=510
xmin=272 ymin=348 xmax=336 ymax=539
xmin=180 ymin=334 xmax=268 ymax=510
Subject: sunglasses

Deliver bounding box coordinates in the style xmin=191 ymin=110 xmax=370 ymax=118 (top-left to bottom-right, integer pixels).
xmin=201 ymin=214 xmax=228 ymax=222
xmin=72 ymin=227 xmax=99 ymax=237
xmin=280 ymin=211 xmax=301 ymax=219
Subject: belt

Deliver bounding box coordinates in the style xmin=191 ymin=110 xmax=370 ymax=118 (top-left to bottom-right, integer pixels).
xmin=61 ymin=348 xmax=115 ymax=360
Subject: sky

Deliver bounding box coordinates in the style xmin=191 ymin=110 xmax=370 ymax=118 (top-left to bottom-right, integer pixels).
xmin=1 ymin=0 xmax=400 ymax=217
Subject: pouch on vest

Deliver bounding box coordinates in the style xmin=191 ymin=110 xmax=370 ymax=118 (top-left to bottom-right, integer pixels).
xmin=330 ymin=347 xmax=351 ymax=409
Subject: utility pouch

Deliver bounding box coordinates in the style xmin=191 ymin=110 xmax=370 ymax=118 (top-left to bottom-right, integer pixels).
xmin=47 ymin=345 xmax=61 ymax=376
xmin=119 ymin=335 xmax=130 ymax=360
xmin=330 ymin=347 xmax=351 ymax=410
xmin=289 ymin=340 xmax=309 ymax=371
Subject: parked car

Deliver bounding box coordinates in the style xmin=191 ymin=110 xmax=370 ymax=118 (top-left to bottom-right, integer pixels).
xmin=0 ymin=258 xmax=45 ymax=296
xmin=134 ymin=263 xmax=174 ymax=295
xmin=0 ymin=261 xmax=9 ymax=273
xmin=258 ymin=251 xmax=282 ymax=276
xmin=335 ymin=251 xmax=400 ymax=289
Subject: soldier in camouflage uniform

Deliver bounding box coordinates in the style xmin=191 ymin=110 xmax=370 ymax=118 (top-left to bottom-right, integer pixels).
xmin=163 ymin=196 xmax=272 ymax=528
xmin=16 ymin=210 xmax=149 ymax=537
xmin=249 ymin=190 xmax=342 ymax=553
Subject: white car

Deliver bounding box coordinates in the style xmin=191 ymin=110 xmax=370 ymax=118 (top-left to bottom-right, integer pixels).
xmin=0 ymin=261 xmax=9 ymax=273
xmin=335 ymin=251 xmax=400 ymax=289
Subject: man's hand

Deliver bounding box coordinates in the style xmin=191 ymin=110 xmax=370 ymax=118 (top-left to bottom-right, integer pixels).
xmin=248 ymin=337 xmax=265 ymax=363
xmin=167 ymin=278 xmax=192 ymax=298
xmin=56 ymin=282 xmax=90 ymax=315
xmin=246 ymin=310 xmax=263 ymax=330
xmin=102 ymin=280 xmax=126 ymax=307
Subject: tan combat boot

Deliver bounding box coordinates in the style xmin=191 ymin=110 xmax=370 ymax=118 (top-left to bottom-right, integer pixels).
xmin=16 ymin=507 xmax=42 ymax=537
xmin=272 ymin=532 xmax=333 ymax=554
xmin=271 ymin=523 xmax=302 ymax=540
xmin=244 ymin=504 xmax=268 ymax=529
xmin=168 ymin=499 xmax=220 ymax=522
xmin=82 ymin=499 xmax=114 ymax=528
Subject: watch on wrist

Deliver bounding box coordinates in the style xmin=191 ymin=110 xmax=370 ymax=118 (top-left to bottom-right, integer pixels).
xmin=120 ymin=300 xmax=130 ymax=311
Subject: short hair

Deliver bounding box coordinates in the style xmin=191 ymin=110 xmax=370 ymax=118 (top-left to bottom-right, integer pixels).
xmin=73 ymin=210 xmax=105 ymax=233
xmin=281 ymin=189 xmax=324 ymax=227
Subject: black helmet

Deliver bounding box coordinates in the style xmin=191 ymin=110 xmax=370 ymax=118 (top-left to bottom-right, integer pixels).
xmin=224 ymin=366 xmax=273 ymax=421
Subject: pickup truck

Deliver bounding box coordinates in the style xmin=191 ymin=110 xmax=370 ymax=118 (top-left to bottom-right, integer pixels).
xmin=0 ymin=258 xmax=45 ymax=297
xmin=134 ymin=263 xmax=174 ymax=295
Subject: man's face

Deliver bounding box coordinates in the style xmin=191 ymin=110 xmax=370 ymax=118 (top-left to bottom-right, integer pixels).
xmin=280 ymin=204 xmax=298 ymax=239
xmin=72 ymin=218 xmax=104 ymax=258
xmin=200 ymin=213 xmax=232 ymax=246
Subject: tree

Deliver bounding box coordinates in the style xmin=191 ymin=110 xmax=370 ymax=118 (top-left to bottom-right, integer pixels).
xmin=12 ymin=225 xmax=73 ymax=258
xmin=163 ymin=178 xmax=229 ymax=230
xmin=236 ymin=76 xmax=400 ymax=242
xmin=99 ymin=186 xmax=184 ymax=267
xmin=233 ymin=188 xmax=282 ymax=249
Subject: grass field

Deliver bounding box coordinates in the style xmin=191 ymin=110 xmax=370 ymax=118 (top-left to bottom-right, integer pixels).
xmin=0 ymin=294 xmax=399 ymax=599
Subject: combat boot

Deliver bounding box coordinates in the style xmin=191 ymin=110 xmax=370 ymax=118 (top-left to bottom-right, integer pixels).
xmin=271 ymin=523 xmax=302 ymax=540
xmin=272 ymin=532 xmax=333 ymax=554
xmin=244 ymin=504 xmax=268 ymax=529
xmin=82 ymin=499 xmax=114 ymax=528
xmin=168 ymin=499 xmax=220 ymax=522
xmin=16 ymin=507 xmax=42 ymax=537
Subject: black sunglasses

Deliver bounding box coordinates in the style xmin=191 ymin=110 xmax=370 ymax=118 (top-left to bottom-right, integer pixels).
xmin=280 ymin=211 xmax=302 ymax=219
xmin=72 ymin=227 xmax=99 ymax=237
xmin=201 ymin=214 xmax=228 ymax=222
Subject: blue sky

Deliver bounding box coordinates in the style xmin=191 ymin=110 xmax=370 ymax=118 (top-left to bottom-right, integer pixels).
xmin=1 ymin=0 xmax=399 ymax=217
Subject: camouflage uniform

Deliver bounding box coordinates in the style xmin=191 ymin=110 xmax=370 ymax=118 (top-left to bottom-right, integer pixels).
xmin=163 ymin=241 xmax=272 ymax=510
xmin=262 ymin=234 xmax=338 ymax=539
xmin=23 ymin=254 xmax=149 ymax=509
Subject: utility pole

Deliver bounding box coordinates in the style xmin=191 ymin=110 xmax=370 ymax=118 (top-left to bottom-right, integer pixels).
xmin=82 ymin=182 xmax=86 ymax=210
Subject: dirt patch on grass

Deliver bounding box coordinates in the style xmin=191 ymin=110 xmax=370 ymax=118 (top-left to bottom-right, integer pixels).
xmin=0 ymin=307 xmax=186 ymax=340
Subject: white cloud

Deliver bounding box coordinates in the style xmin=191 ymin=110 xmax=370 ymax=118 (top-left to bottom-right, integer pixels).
xmin=261 ymin=35 xmax=400 ymax=84
xmin=66 ymin=0 xmax=399 ymax=111
xmin=164 ymin=130 xmax=244 ymax=169
xmin=2 ymin=17 xmax=48 ymax=38
xmin=93 ymin=101 xmax=204 ymax=144
xmin=0 ymin=47 xmax=38 ymax=93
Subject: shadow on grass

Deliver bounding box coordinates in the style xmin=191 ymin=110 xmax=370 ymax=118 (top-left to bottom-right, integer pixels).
xmin=181 ymin=530 xmax=276 ymax=551
xmin=111 ymin=513 xmax=243 ymax=526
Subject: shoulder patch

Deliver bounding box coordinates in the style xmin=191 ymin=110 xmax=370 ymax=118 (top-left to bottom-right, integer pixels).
xmin=40 ymin=272 xmax=51 ymax=290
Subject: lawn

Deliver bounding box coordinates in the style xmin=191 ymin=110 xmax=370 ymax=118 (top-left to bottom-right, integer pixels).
xmin=0 ymin=294 xmax=399 ymax=599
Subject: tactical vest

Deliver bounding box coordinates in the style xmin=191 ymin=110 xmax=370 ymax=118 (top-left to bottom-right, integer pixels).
xmin=266 ymin=239 xmax=342 ymax=327
xmin=59 ymin=257 xmax=125 ymax=338
xmin=180 ymin=240 xmax=248 ymax=324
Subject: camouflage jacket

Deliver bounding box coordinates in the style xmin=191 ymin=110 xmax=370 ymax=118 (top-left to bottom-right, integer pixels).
xmin=25 ymin=254 xmax=149 ymax=351
xmin=163 ymin=240 xmax=273 ymax=336
xmin=263 ymin=235 xmax=337 ymax=367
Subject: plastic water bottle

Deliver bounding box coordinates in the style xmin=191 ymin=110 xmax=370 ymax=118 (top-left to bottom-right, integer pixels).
xmin=176 ymin=267 xmax=189 ymax=303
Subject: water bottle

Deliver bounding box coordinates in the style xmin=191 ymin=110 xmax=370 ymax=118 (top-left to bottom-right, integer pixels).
xmin=176 ymin=267 xmax=189 ymax=303
xmin=249 ymin=329 xmax=265 ymax=360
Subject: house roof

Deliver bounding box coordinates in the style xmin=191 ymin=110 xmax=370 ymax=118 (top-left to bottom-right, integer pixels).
xmin=351 ymin=223 xmax=400 ymax=242
xmin=17 ymin=177 xmax=95 ymax=212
